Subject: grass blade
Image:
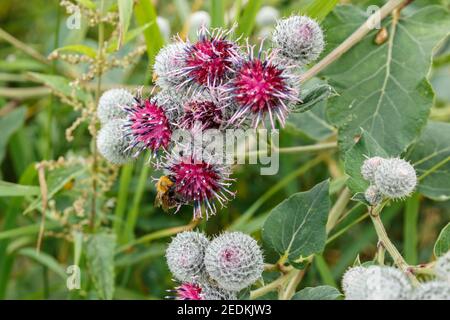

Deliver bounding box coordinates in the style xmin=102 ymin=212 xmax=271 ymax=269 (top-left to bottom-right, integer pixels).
xmin=236 ymin=0 xmax=263 ymax=38
xmin=301 ymin=0 xmax=339 ymax=22
xmin=404 ymin=193 xmax=420 ymax=265
xmin=211 ymin=0 xmax=225 ymax=28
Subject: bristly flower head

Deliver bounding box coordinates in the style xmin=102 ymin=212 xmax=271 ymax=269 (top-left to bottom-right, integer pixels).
xmin=204 ymin=232 xmax=264 ymax=292
xmin=364 ymin=185 xmax=384 ymax=206
xmin=171 ymin=282 xmax=203 ymax=300
xmin=373 ymin=158 xmax=417 ymax=199
xmin=163 ymin=151 xmax=235 ymax=219
xmin=175 ymin=26 xmax=242 ymax=91
xmin=168 ymin=280 xmax=236 ymax=300
xmin=154 ymin=42 xmax=190 ymax=91
xmin=361 ymin=156 xmax=384 ymax=183
xmin=411 ymin=281 xmax=450 ymax=300
xmin=435 ymin=251 xmax=450 ymax=283
xmin=364 ymin=266 xmax=412 ymax=300
xmin=165 ymin=231 xmax=209 ymax=282
xmin=124 ymin=95 xmax=172 ymax=157
xmin=272 ymin=15 xmax=324 ymax=65
xmin=342 ymin=266 xmax=412 ymax=300
xmin=179 ymin=92 xmax=225 ymax=131
xmin=342 ymin=266 xmax=370 ymax=300
xmin=97 ymin=88 xmax=135 ymax=124
xmin=97 ymin=119 xmax=132 ymax=164
xmin=226 ymin=43 xmax=300 ymax=129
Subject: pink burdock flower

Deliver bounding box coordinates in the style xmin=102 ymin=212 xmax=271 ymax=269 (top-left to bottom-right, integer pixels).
xmin=226 ymin=44 xmax=299 ymax=129
xmin=124 ymin=96 xmax=172 ymax=157
xmin=179 ymin=94 xmax=224 ymax=130
xmin=176 ymin=27 xmax=241 ymax=91
xmin=164 ymin=152 xmax=234 ymax=219
xmin=171 ymin=282 xmax=203 ymax=300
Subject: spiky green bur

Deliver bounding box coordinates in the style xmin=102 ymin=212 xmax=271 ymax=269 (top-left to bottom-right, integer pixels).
xmin=166 ymin=231 xmax=210 ymax=282
xmin=204 ymin=232 xmax=264 ymax=292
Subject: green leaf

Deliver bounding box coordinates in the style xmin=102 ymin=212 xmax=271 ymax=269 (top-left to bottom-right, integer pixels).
xmin=28 ymin=72 xmax=91 ymax=103
xmin=52 ymin=44 xmax=97 ymax=58
xmin=107 ymin=22 xmax=153 ymax=52
xmin=292 ymin=82 xmax=335 ymax=113
xmin=324 ymin=5 xmax=450 ymax=155
xmin=24 ymin=163 xmax=86 ymax=214
xmin=18 ymin=248 xmax=66 ymax=279
xmin=262 ymin=180 xmax=330 ymax=262
xmin=434 ymin=223 xmax=450 ymax=257
xmin=0 ymin=107 xmax=26 ymax=164
xmin=408 ymin=121 xmax=450 ymax=201
xmin=86 ymin=232 xmax=116 ymax=300
xmin=0 ymin=181 xmax=39 ymax=197
xmin=118 ymin=0 xmax=134 ymax=49
xmin=344 ymin=129 xmax=389 ymax=195
xmin=301 ymin=0 xmax=339 ymax=21
xmin=286 ymin=80 xmax=335 ymax=141
xmin=134 ymin=0 xmax=164 ymax=67
xmin=236 ymin=0 xmax=263 ymax=38
xmin=292 ymin=285 xmax=342 ymax=300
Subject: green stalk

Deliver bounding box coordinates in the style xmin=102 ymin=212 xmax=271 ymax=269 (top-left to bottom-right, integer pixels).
xmin=121 ymin=160 xmax=150 ymax=244
xmin=113 ymin=163 xmax=134 ymax=237
xmin=404 ymin=193 xmax=420 ymax=265
xmin=315 ymin=255 xmax=337 ymax=287
xmin=90 ymin=0 xmax=105 ymax=231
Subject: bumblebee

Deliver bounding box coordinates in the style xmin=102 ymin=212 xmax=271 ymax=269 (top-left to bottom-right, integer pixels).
xmin=154 ymin=175 xmax=179 ymax=212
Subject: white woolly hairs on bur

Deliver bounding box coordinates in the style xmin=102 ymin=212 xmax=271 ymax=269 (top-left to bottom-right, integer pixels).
xmin=200 ymin=281 xmax=237 ymax=300
xmin=97 ymin=119 xmax=132 ymax=164
xmin=364 ymin=185 xmax=384 ymax=206
xmin=361 ymin=156 xmax=384 ymax=183
xmin=411 ymin=281 xmax=450 ymax=300
xmin=342 ymin=266 xmax=412 ymax=300
xmin=272 ymin=15 xmax=324 ymax=65
xmin=342 ymin=266 xmax=370 ymax=300
xmin=165 ymin=231 xmax=210 ymax=282
xmin=373 ymin=158 xmax=417 ymax=199
xmin=154 ymin=42 xmax=189 ymax=90
xmin=435 ymin=251 xmax=450 ymax=283
xmin=204 ymin=232 xmax=264 ymax=292
xmin=97 ymin=88 xmax=134 ymax=124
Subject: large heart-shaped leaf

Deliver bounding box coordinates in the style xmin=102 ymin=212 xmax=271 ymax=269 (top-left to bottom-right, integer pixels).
xmin=434 ymin=223 xmax=450 ymax=257
xmin=323 ymin=5 xmax=450 ymax=155
xmin=407 ymin=121 xmax=450 ymax=201
xmin=262 ymin=180 xmax=330 ymax=262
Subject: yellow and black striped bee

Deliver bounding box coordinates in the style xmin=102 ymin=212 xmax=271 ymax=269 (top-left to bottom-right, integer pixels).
xmin=154 ymin=175 xmax=179 ymax=212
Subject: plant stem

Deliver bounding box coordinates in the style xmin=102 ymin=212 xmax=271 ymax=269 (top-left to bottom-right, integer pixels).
xmin=326 ymin=187 xmax=351 ymax=233
xmin=238 ymin=142 xmax=337 ymax=159
xmin=369 ymin=203 xmax=419 ymax=285
xmin=300 ymin=0 xmax=406 ymax=83
xmin=90 ymin=0 xmax=105 ymax=231
xmin=113 ymin=163 xmax=134 ymax=237
xmin=404 ymin=193 xmax=420 ymax=264
xmin=250 ymin=270 xmax=295 ymax=300
xmin=281 ymin=269 xmax=305 ymax=300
